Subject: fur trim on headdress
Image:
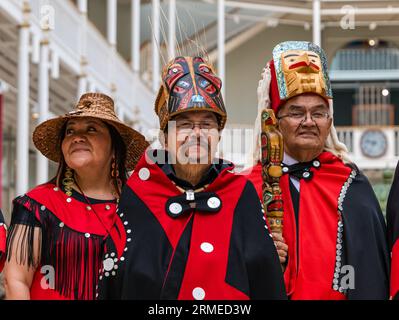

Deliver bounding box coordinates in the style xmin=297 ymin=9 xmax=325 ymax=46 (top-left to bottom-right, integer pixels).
xmin=248 ymin=64 xmax=272 ymax=166
xmin=325 ymin=100 xmax=352 ymax=164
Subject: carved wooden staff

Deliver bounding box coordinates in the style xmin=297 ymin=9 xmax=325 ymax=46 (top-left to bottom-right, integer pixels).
xmin=260 ymin=109 xmax=284 ymax=234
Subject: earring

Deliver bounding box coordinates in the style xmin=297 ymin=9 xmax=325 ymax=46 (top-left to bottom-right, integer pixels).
xmin=63 ymin=166 xmax=74 ymax=197
xmin=111 ymin=157 xmax=119 ymax=179
xmin=111 ymin=158 xmax=122 ymax=200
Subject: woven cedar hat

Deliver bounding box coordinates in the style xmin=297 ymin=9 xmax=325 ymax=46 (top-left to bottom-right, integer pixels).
xmin=33 ymin=93 xmax=149 ymax=170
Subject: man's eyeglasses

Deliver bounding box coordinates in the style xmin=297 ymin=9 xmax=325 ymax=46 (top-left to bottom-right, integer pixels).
xmin=175 ymin=120 xmax=219 ymax=130
xmin=277 ymin=111 xmax=330 ymax=124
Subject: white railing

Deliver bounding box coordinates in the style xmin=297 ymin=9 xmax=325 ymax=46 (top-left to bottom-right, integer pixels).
xmin=336 ymin=126 xmax=399 ymax=169
xmin=218 ymin=124 xmax=254 ymax=170
xmin=0 ymin=0 xmax=24 ymax=22
xmin=212 ymin=124 xmax=399 ymax=170
xmin=336 ymin=128 xmax=354 ymax=152
xmin=140 ymin=41 xmax=153 ymax=86
xmin=331 ymin=48 xmax=399 ymax=71
xmin=85 ymin=27 xmax=114 ymax=91
xmin=9 ymin=0 xmax=157 ymax=129
xmin=29 ymin=0 xmax=81 ymax=72
xmin=32 ymin=0 xmax=80 ymax=58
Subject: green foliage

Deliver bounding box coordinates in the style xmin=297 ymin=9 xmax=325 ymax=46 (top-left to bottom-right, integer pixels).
xmin=372 ymin=183 xmax=390 ymax=218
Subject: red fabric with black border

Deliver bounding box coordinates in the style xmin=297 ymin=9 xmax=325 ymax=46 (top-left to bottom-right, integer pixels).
xmin=25 ymin=183 xmax=117 ymax=235
xmin=128 ymin=155 xmax=249 ymax=300
xmin=127 ymin=158 xmax=190 ymax=251
xmin=269 ymin=59 xmax=284 ymax=113
xmin=0 ymin=223 xmax=6 ymax=272
xmin=21 ymin=183 xmax=120 ymax=300
xmin=246 ymin=152 xmax=350 ymax=299
xmin=391 ymin=240 xmax=399 ymax=299
xmin=177 ymin=169 xmax=248 ymax=300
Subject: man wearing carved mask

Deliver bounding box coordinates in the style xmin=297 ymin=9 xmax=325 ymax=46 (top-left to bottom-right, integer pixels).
xmin=246 ymin=41 xmax=389 ymax=300
xmin=97 ymin=56 xmax=286 ymax=300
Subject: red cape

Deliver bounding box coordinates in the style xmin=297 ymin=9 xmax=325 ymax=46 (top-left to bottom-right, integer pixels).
xmin=245 ymin=152 xmax=351 ymax=299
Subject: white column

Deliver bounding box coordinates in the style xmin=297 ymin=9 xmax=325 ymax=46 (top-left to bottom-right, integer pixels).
xmin=117 ymin=105 xmax=125 ymax=121
xmin=168 ymin=0 xmax=176 ymax=59
xmin=88 ymin=80 xmax=96 ymax=92
xmin=152 ymin=0 xmax=160 ymax=92
xmin=31 ymin=32 xmax=40 ymax=64
xmin=218 ymin=0 xmax=225 ymax=97
xmin=131 ymin=0 xmax=140 ymax=72
xmin=50 ymin=51 xmax=59 ymax=79
xmin=78 ymin=75 xmax=87 ymax=97
xmin=312 ymin=0 xmax=321 ymax=46
xmin=78 ymin=0 xmax=88 ymax=52
xmin=78 ymin=0 xmax=88 ymax=97
xmin=108 ymin=0 xmax=118 ymax=96
xmin=107 ymin=0 xmax=117 ymax=48
xmin=16 ymin=7 xmax=31 ymax=195
xmin=36 ymin=33 xmax=50 ymax=185
xmin=78 ymin=0 xmax=88 ymax=14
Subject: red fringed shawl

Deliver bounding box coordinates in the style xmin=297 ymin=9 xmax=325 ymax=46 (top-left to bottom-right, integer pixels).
xmin=7 ymin=183 xmax=120 ymax=300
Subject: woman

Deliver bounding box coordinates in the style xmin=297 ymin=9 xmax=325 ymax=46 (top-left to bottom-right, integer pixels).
xmin=3 ymin=93 xmax=148 ymax=299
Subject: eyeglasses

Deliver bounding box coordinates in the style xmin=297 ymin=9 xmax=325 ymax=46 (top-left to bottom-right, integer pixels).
xmin=175 ymin=120 xmax=219 ymax=130
xmin=277 ymin=111 xmax=330 ymax=124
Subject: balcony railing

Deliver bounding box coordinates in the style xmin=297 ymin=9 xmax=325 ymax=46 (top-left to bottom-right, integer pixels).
xmin=331 ymin=48 xmax=399 ymax=71
xmin=336 ymin=126 xmax=399 ymax=169
xmin=352 ymin=104 xmax=394 ymax=126
xmin=212 ymin=124 xmax=399 ymax=171
xmin=15 ymin=0 xmax=156 ymax=129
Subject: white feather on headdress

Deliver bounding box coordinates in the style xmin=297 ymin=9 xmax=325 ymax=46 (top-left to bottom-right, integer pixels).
xmin=257 ymin=64 xmax=272 ymax=112
xmin=248 ymin=64 xmax=272 ymax=167
xmin=325 ymin=100 xmax=352 ymax=163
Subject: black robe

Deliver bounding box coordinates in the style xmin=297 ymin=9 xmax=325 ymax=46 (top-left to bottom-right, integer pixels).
xmin=342 ymin=171 xmax=390 ymax=299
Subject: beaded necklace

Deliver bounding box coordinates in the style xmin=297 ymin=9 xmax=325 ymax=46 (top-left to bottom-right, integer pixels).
xmin=74 ymin=181 xmax=118 ymax=236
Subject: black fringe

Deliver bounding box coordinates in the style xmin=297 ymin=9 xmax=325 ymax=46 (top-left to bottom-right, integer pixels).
xmin=41 ymin=212 xmax=104 ymax=300
xmin=7 ymin=195 xmax=105 ymax=300
xmin=6 ymin=196 xmax=42 ymax=268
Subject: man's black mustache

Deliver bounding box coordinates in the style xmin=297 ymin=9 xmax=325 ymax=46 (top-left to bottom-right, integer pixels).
xmin=182 ymin=139 xmax=209 ymax=148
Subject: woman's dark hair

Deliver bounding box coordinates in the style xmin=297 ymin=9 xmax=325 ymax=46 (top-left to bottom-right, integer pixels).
xmin=54 ymin=120 xmax=127 ymax=197
xmin=106 ymin=123 xmax=128 ymax=196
